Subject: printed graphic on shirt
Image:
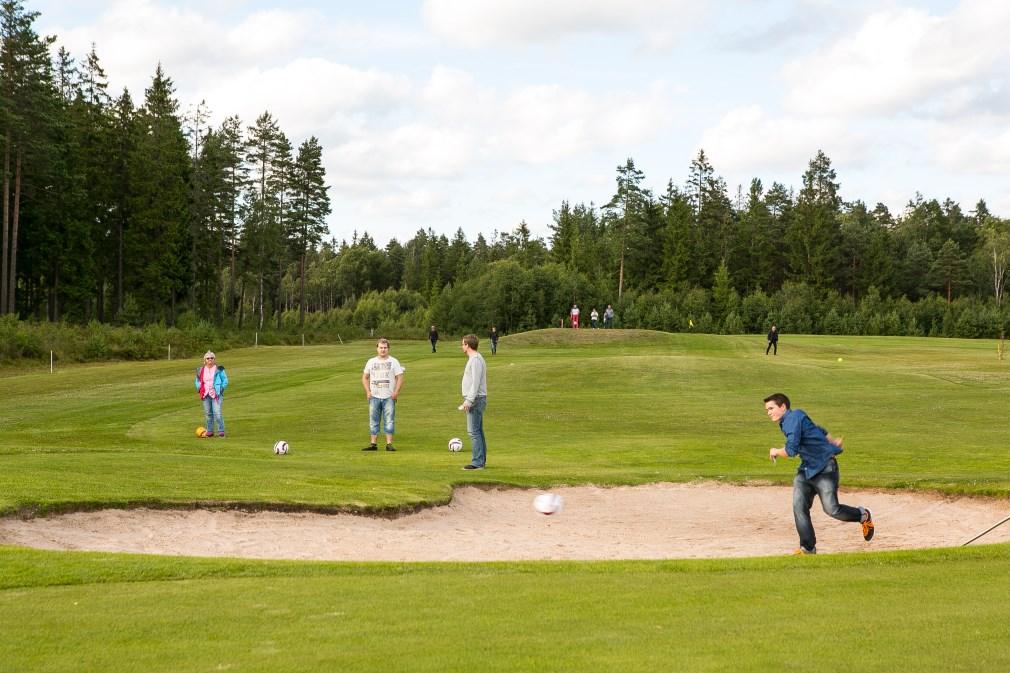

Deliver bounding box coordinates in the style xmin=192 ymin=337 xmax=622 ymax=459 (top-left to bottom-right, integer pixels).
xmin=365 ymin=357 xmax=404 ymax=399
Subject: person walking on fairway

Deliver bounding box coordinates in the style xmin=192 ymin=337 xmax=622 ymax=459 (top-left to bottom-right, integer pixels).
xmin=766 ymin=324 xmax=779 ymax=355
xmin=489 ymin=326 xmax=499 ymax=355
xmin=429 ymin=325 xmax=439 ymax=353
xmin=460 ymin=334 xmax=488 ymax=470
xmin=194 ymin=351 xmax=228 ymax=437
xmin=764 ymin=393 xmax=874 ymax=554
xmin=603 ymin=304 xmax=615 ymax=328
xmin=362 ymin=338 xmax=405 ymax=452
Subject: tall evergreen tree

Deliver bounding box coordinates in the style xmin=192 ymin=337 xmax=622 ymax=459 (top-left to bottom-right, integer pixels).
xmin=603 ymin=157 xmax=649 ymax=299
xmin=786 ymin=150 xmax=842 ymax=289
xmin=1 ymin=0 xmax=55 ymax=314
xmin=126 ymin=64 xmax=190 ymax=322
xmin=289 ymin=135 xmax=330 ymax=327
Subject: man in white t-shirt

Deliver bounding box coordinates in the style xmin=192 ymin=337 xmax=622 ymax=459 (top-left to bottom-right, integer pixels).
xmin=361 ymin=338 xmax=405 ymax=451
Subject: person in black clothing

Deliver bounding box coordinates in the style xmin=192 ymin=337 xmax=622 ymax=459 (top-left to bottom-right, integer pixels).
xmin=429 ymin=325 xmax=439 ymax=353
xmin=489 ymin=326 xmax=499 ymax=355
xmin=766 ymin=324 xmax=779 ymax=355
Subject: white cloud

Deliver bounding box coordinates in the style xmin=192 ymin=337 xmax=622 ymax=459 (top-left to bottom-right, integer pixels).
xmin=783 ymin=1 xmax=1010 ymax=117
xmin=422 ymin=0 xmax=704 ymax=48
xmin=494 ymin=81 xmax=673 ymax=164
xmin=194 ymin=59 xmax=412 ymax=139
xmin=699 ymin=105 xmax=864 ymax=173
xmin=930 ymin=121 xmax=1010 ymax=174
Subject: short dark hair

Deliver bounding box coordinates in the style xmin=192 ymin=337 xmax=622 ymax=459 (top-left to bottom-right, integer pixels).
xmin=463 ymin=334 xmax=479 ymax=350
xmin=763 ymin=393 xmax=790 ymax=409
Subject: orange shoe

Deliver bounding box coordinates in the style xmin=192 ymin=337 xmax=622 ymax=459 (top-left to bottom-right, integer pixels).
xmin=861 ymin=509 xmax=875 ymax=541
xmin=792 ymin=547 xmax=816 ymax=555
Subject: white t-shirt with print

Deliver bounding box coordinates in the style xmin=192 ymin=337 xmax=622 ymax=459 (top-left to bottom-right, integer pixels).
xmin=363 ymin=356 xmax=405 ymax=399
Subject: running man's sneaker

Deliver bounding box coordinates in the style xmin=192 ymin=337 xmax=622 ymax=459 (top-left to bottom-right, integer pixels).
xmin=462 ymin=464 xmax=483 ymax=470
xmin=791 ymin=547 xmax=816 ymax=555
xmin=362 ymin=444 xmax=378 ymax=451
xmin=385 ymin=444 xmax=396 ymax=452
xmin=861 ymin=508 xmax=875 ymax=541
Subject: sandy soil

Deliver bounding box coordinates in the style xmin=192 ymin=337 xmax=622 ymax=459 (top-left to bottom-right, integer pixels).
xmin=2 ymin=482 xmax=1009 ymax=561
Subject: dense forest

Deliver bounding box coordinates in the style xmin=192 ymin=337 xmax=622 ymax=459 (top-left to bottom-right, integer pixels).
xmin=3 ymin=0 xmax=1010 ymax=351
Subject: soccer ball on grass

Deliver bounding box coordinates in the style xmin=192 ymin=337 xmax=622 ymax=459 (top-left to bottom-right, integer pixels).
xmin=273 ymin=440 xmax=289 ymax=455
xmin=447 ymin=437 xmax=463 ymax=452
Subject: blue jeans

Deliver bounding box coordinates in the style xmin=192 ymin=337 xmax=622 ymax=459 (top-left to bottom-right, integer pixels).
xmin=369 ymin=397 xmax=396 ymax=437
xmin=466 ymin=396 xmax=488 ymax=467
xmin=202 ymin=396 xmax=224 ymax=434
xmin=792 ymin=458 xmax=861 ymax=551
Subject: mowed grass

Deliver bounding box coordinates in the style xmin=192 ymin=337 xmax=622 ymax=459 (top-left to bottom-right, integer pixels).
xmin=3 ymin=330 xmax=1010 ymax=671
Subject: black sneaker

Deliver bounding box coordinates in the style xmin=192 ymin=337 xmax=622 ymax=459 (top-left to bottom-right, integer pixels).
xmin=362 ymin=444 xmax=378 ymax=451
xmin=385 ymin=444 xmax=396 ymax=452
xmin=462 ymin=464 xmax=483 ymax=470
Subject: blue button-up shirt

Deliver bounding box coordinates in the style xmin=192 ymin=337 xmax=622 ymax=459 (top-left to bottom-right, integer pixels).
xmin=779 ymin=409 xmax=842 ymax=479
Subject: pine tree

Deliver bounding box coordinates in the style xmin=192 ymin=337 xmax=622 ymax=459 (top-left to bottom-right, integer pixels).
xmin=289 ymin=136 xmax=330 ymax=327
xmin=786 ymin=150 xmax=842 ymax=289
xmin=126 ymin=64 xmax=190 ymax=323
xmin=603 ymin=157 xmax=649 ymax=299
xmin=1 ymin=0 xmax=56 ymax=314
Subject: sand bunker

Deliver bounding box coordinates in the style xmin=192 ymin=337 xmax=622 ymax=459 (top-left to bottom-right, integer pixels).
xmin=2 ymin=483 xmax=1009 ymax=561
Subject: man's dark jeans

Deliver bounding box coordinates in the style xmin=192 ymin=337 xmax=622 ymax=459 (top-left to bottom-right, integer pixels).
xmin=792 ymin=458 xmax=861 ymax=551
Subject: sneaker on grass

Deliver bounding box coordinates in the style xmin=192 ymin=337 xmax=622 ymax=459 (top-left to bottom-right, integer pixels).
xmin=362 ymin=444 xmax=378 ymax=451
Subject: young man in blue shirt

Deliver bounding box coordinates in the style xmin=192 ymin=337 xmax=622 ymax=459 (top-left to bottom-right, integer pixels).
xmin=765 ymin=393 xmax=874 ymax=554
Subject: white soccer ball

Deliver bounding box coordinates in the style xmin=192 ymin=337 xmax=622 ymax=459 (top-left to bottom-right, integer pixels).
xmin=273 ymin=440 xmax=289 ymax=455
xmin=533 ymin=492 xmax=564 ymax=515
xmin=447 ymin=437 xmax=463 ymax=452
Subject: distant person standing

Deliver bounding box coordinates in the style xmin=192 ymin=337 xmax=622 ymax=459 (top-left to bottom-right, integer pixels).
xmin=460 ymin=334 xmax=488 ymax=470
xmin=429 ymin=325 xmax=439 ymax=353
xmin=766 ymin=324 xmax=779 ymax=355
xmin=764 ymin=392 xmax=874 ymax=555
xmin=590 ymin=307 xmax=599 ymax=328
xmin=194 ymin=351 xmax=228 ymax=438
xmin=603 ymin=304 xmax=614 ymax=329
xmin=489 ymin=326 xmax=499 ymax=355
xmin=570 ymin=304 xmax=580 ymax=329
xmin=362 ymin=338 xmax=405 ymax=452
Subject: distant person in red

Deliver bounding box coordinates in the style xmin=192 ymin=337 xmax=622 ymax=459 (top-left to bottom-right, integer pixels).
xmin=570 ymin=304 xmax=580 ymax=329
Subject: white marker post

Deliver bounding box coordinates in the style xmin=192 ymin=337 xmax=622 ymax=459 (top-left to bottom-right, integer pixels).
xmin=168 ymin=344 xmax=172 ymax=360
xmin=50 ymin=350 xmax=54 ymax=373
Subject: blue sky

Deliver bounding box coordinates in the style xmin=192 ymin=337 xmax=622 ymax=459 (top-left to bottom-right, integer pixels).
xmin=34 ymin=0 xmax=1008 ymax=246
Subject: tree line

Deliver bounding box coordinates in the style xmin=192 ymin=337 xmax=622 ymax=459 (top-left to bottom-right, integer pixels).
xmin=1 ymin=1 xmax=330 ymax=329
xmin=4 ymin=0 xmax=1010 ymax=342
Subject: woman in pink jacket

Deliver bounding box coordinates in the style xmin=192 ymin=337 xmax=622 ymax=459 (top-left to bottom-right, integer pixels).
xmin=194 ymin=351 xmax=229 ymax=437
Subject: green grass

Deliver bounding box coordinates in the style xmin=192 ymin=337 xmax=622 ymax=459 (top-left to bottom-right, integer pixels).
xmin=3 ymin=545 xmax=1010 ymax=672
xmin=3 ymin=329 xmax=1010 ymax=671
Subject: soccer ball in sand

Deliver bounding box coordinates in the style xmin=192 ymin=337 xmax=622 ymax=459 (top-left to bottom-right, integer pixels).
xmin=447 ymin=437 xmax=463 ymax=452
xmin=273 ymin=440 xmax=289 ymax=455
xmin=533 ymin=493 xmax=564 ymax=515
